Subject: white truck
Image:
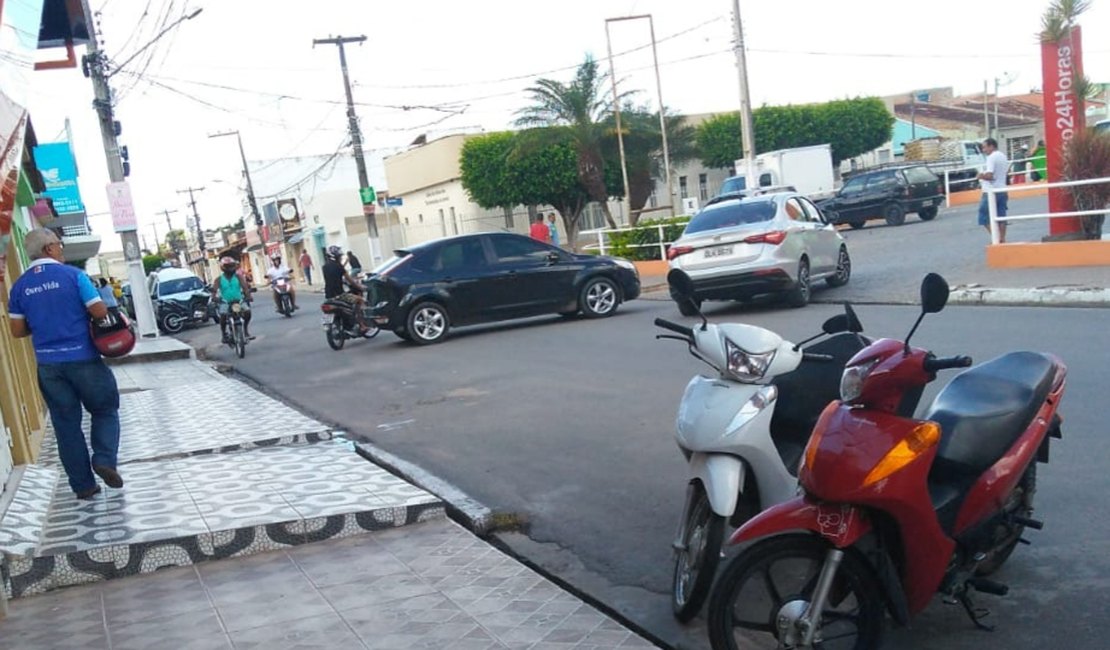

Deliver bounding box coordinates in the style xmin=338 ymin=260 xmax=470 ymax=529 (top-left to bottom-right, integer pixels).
xmin=902 ymin=138 xmax=985 ymax=191
xmin=720 ymin=144 xmax=836 ymax=200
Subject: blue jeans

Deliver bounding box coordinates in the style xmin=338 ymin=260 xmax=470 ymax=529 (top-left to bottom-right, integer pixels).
xmin=37 ymin=359 xmax=121 ymax=493
xmin=977 ymin=191 xmax=1009 ymax=227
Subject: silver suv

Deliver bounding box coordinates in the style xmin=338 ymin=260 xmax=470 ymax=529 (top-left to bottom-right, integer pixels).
xmin=666 ymin=192 xmax=850 ymax=313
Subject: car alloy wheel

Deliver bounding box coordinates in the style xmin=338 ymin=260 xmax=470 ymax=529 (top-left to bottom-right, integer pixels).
xmin=407 ymin=302 xmax=450 ymax=345
xmin=827 ymin=246 xmax=851 ymax=288
xmin=581 ymin=277 xmax=618 ymax=318
xmin=787 ymin=258 xmax=810 ymax=308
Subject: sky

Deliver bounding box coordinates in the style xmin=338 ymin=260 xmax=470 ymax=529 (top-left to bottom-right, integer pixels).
xmin=23 ymin=0 xmax=1110 ymax=252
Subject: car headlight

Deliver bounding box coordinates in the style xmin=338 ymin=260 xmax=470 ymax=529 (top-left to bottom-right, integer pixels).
xmin=840 ymin=358 xmax=880 ymax=402
xmin=725 ymin=338 xmax=776 ymax=382
xmin=613 ymin=258 xmax=637 ymax=274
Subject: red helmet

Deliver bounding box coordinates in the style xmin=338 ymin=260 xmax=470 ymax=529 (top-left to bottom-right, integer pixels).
xmin=89 ymin=311 xmax=136 ymax=358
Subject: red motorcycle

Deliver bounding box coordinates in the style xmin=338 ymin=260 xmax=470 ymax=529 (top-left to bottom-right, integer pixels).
xmin=707 ymin=274 xmax=1066 ymax=649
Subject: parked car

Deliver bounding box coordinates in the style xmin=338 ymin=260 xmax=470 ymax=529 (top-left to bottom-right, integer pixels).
xmin=146 ymin=267 xmax=213 ymax=333
xmin=366 ymin=232 xmax=641 ymax=345
xmin=666 ymin=192 xmax=850 ymax=314
xmin=817 ymin=165 xmax=944 ymax=228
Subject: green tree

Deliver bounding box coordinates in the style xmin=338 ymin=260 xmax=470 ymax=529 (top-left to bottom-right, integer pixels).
xmin=142 ymin=254 xmax=165 ymax=275
xmin=515 ymin=55 xmax=631 ymax=228
xmin=606 ymin=107 xmax=698 ymax=224
xmin=460 ymin=131 xmax=522 ymax=213
xmin=695 ymin=98 xmax=895 ymax=169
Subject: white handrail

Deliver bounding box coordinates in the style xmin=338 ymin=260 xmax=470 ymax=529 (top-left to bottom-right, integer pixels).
xmin=985 ymin=175 xmax=1110 ymax=245
xmin=581 ymin=219 xmax=690 ymax=257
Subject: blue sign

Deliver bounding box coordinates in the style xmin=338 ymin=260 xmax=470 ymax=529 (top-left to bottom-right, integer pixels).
xmin=386 ymin=197 xmax=403 ymax=207
xmin=32 ymin=142 xmax=85 ymax=214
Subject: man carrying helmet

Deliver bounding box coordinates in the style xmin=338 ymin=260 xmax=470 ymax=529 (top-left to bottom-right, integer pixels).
xmin=7 ymin=228 xmax=123 ymax=499
xmin=212 ymin=256 xmax=254 ymax=343
xmin=322 ymin=245 xmax=371 ymax=333
xmin=265 ymin=252 xmax=298 ymax=313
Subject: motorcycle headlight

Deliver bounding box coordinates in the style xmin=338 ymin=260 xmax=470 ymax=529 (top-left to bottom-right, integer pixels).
xmin=840 ymin=358 xmax=881 ymax=403
xmin=725 ymin=338 xmax=776 ymax=382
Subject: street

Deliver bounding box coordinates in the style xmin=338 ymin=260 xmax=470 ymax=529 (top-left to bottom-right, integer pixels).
xmin=180 ymin=268 xmax=1110 ymax=649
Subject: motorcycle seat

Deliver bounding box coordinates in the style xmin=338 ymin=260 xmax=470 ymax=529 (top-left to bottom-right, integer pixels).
xmin=926 ymin=351 xmax=1056 ymax=480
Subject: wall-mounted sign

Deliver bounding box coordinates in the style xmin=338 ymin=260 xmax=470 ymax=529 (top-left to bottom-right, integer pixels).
xmin=33 ymin=142 xmax=85 ymax=214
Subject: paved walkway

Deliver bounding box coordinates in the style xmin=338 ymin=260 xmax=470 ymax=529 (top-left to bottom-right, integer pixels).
xmin=1 ymin=518 xmax=654 ymax=649
xmin=0 ymin=354 xmax=656 ymax=648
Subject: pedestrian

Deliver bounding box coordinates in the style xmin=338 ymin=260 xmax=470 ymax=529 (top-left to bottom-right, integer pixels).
xmin=547 ymin=213 xmax=560 ymax=247
xmin=110 ymin=277 xmax=122 ymax=300
xmin=1030 ymin=139 xmax=1047 ymax=182
xmin=977 ymin=137 xmax=1010 ymax=243
xmin=346 ymin=249 xmax=362 ymax=276
xmin=7 ymin=229 xmax=123 ymax=500
xmin=530 ymin=214 xmax=550 ymax=243
xmin=97 ymin=277 xmax=119 ymax=308
xmin=299 ymin=249 xmax=314 ymax=285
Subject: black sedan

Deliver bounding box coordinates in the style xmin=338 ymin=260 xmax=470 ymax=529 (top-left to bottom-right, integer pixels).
xmin=366 ymin=232 xmax=641 ymax=344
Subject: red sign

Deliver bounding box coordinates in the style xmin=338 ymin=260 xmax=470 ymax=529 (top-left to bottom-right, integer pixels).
xmin=1040 ymin=26 xmax=1086 ymax=236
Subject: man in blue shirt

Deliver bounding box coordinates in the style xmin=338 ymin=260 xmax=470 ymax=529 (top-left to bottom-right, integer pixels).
xmin=8 ymin=229 xmax=123 ymax=499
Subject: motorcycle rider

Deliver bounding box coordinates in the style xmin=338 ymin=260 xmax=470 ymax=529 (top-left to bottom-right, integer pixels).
xmin=265 ymin=252 xmax=298 ymax=312
xmin=322 ymin=245 xmax=371 ymax=334
xmin=212 ymin=256 xmax=254 ymax=342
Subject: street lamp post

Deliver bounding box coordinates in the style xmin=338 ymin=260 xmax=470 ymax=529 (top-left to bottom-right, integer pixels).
xmin=604 ymin=14 xmax=675 ymax=221
xmin=208 ymin=131 xmax=263 ymax=251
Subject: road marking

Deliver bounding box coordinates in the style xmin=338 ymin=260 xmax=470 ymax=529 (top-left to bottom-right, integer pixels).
xmin=377 ymin=419 xmax=415 ymax=431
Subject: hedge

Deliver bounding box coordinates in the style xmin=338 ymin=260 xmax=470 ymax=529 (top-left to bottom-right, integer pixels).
xmin=607 ymin=216 xmax=690 ymax=261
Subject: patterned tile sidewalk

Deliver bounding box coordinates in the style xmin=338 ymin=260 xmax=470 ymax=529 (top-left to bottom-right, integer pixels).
xmin=0 ymin=359 xmax=444 ymax=600
xmin=0 ymin=518 xmax=658 ymax=649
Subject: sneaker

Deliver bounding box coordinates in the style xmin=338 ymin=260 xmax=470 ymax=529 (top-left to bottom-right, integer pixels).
xmin=76 ymin=485 xmax=102 ymax=500
xmin=93 ymin=465 xmax=124 ymax=489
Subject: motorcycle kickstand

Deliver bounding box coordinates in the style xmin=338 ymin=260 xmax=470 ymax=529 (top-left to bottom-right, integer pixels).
xmin=956 ymin=592 xmax=995 ymax=632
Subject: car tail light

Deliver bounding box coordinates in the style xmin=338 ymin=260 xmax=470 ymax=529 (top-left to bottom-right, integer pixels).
xmin=743 ymin=231 xmax=787 ymax=245
xmin=667 ymin=245 xmax=694 ymax=261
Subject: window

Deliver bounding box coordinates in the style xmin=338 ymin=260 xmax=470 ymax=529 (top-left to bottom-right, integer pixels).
xmin=864 ymin=171 xmax=898 ymax=191
xmin=684 ymin=199 xmax=776 ymax=234
xmin=435 ymin=238 xmax=488 ymax=272
xmin=797 ymin=197 xmax=824 ymax=223
xmin=491 ymin=235 xmax=553 ymax=265
xmin=679 ymin=176 xmax=688 ymax=199
xmin=698 ymin=174 xmax=708 ymax=201
xmin=902 ymin=166 xmax=938 ymax=184
xmin=759 ymin=172 xmax=773 ymax=187
xmin=720 ymin=177 xmax=746 ymax=194
xmin=159 ymin=276 xmax=205 ymax=296
xmin=449 ymin=207 xmax=457 ymax=235
xmin=840 ymin=177 xmax=866 ymax=195
xmin=785 ymin=198 xmax=809 ymax=222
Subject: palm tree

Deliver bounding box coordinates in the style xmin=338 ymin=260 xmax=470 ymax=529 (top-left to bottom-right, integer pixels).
xmin=516 ymin=55 xmax=631 ymax=229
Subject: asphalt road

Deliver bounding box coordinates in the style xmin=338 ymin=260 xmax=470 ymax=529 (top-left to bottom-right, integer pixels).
xmin=179 ymin=289 xmax=1110 ymax=650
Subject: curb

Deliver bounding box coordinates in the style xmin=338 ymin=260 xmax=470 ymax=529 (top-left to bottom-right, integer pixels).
xmin=949 ymin=286 xmax=1110 ymax=308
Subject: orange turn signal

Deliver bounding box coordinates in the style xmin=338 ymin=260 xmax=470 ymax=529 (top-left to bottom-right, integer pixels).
xmin=862 ymin=422 xmax=941 ymax=487
xmin=801 ymin=426 xmax=825 ymax=473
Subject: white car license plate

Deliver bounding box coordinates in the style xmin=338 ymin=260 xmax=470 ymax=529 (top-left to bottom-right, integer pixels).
xmin=320 ymin=315 xmax=332 ymax=328
xmin=704 ymin=245 xmax=733 ymax=259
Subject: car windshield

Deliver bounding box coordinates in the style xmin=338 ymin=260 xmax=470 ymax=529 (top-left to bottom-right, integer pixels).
xmin=720 ymin=177 xmax=746 ymax=194
xmin=903 ymin=166 xmax=937 ymax=184
xmin=159 ymin=276 xmax=204 ymax=296
xmin=684 ymin=199 xmax=776 ymax=234
xmin=372 ymin=252 xmax=410 ymax=275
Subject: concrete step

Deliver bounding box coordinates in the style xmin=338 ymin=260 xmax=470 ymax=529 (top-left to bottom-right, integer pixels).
xmin=0 ymin=440 xmax=443 ymax=599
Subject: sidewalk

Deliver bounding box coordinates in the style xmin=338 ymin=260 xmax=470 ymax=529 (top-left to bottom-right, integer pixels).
xmin=0 ymin=352 xmax=656 ymax=648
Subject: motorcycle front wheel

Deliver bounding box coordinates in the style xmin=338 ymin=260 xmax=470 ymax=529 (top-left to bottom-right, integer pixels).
xmin=707 ymin=534 xmax=883 ymax=650
xmin=161 ymin=312 xmax=185 ymax=335
xmin=233 ymin=321 xmax=246 ymax=359
xmin=326 ymin=320 xmax=345 ymax=350
xmin=673 ymin=483 xmax=725 ymax=623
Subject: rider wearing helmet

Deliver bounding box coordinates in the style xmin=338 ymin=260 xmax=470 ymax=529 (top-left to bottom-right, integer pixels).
xmin=212 ymin=256 xmax=254 ymax=342
xmin=322 ymin=245 xmax=371 ymax=333
xmin=265 ymin=252 xmax=298 ymax=312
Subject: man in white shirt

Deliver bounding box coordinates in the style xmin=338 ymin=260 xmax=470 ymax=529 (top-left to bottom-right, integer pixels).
xmin=265 ymin=253 xmax=298 ymax=312
xmin=977 ymin=138 xmax=1010 ymax=242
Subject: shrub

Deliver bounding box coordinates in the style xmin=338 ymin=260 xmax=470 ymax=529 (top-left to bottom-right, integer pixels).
xmin=1061 ymin=128 xmax=1110 ymax=239
xmin=607 ymin=216 xmax=689 ymax=261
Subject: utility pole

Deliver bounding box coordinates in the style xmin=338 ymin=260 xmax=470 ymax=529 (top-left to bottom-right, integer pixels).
xmin=313 ymin=34 xmax=381 ymax=262
xmin=159 ymin=208 xmax=178 ymax=264
xmin=983 ymin=80 xmax=990 ymax=137
xmin=731 ymin=0 xmax=757 ymax=187
xmin=80 ymin=0 xmax=158 ymax=337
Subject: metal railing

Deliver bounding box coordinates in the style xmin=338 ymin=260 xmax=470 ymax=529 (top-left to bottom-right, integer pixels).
xmin=580 ymin=220 xmax=690 ymax=258
xmin=986 ymin=176 xmax=1110 ymax=245
xmin=943 ymin=156 xmax=1044 ymax=207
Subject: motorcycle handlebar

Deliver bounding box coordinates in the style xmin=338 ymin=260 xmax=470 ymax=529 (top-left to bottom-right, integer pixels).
xmin=654 ymin=318 xmax=694 ymax=339
xmin=923 ymin=355 xmax=973 ymax=373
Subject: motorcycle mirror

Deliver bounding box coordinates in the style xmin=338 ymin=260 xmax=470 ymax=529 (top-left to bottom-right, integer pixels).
xmin=667 ymin=269 xmax=707 ymax=330
xmin=920 ymin=273 xmax=950 ymax=314
xmin=822 ymin=314 xmax=850 ymax=335
xmin=844 ymin=303 xmax=864 ymax=333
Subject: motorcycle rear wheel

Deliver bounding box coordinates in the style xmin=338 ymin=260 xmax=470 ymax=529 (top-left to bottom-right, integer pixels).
xmin=975 ymin=464 xmax=1036 ymax=576
xmin=673 ymin=483 xmax=725 ymax=623
xmin=161 ymin=312 xmax=185 ymax=335
xmin=326 ymin=321 xmax=345 ymax=350
xmin=707 ymin=534 xmax=883 ymax=650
